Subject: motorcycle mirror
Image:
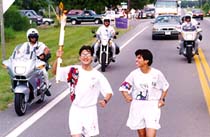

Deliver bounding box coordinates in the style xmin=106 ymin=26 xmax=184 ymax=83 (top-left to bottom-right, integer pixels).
xmin=197 ymin=28 xmax=202 ymax=33
xmin=115 ymin=32 xmax=119 ymax=35
xmin=199 ymin=35 xmax=202 ymax=41
xmin=2 ymin=60 xmax=9 ymax=69
xmin=114 ymin=35 xmax=117 ymax=39
xmin=2 ymin=64 xmax=7 ymax=69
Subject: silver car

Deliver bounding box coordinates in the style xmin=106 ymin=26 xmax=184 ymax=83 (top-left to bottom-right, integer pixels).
xmin=152 ymin=14 xmax=181 ymax=40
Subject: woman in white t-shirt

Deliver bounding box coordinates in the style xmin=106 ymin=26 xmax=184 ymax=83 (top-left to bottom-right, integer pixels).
xmin=52 ymin=45 xmax=113 ymax=137
xmin=119 ymin=49 xmax=169 ymax=137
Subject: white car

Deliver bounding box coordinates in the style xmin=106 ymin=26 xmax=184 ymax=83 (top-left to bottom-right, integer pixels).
xmin=42 ymin=18 xmax=54 ymax=25
xmin=102 ymin=10 xmax=121 ymax=21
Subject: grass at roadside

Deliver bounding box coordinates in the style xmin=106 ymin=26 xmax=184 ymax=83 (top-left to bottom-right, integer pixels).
xmin=0 ymin=25 xmax=129 ymax=111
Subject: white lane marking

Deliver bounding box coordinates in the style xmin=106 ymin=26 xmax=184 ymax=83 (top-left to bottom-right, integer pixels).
xmin=120 ymin=26 xmax=148 ymax=49
xmin=5 ymin=89 xmax=69 ymax=137
xmin=5 ymin=26 xmax=148 ymax=137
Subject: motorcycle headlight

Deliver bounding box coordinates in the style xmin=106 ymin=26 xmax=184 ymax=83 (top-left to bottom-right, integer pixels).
xmin=15 ymin=66 xmax=26 ymax=74
xmin=186 ymin=34 xmax=194 ymax=40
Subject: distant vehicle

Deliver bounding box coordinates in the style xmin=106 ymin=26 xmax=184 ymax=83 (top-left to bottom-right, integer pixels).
xmin=42 ymin=18 xmax=54 ymax=25
xmin=66 ymin=10 xmax=103 ymax=25
xmin=154 ymin=0 xmax=180 ymax=17
xmin=152 ymin=14 xmax=181 ymax=40
xmin=192 ymin=9 xmax=204 ymax=20
xmin=19 ymin=10 xmax=43 ymax=25
xmin=144 ymin=8 xmax=155 ymax=18
xmin=139 ymin=8 xmax=155 ymax=19
xmin=102 ymin=10 xmax=121 ymax=21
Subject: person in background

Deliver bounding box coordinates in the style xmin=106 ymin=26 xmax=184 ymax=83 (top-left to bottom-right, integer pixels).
xmin=179 ymin=14 xmax=202 ymax=55
xmin=92 ymin=17 xmax=119 ymax=62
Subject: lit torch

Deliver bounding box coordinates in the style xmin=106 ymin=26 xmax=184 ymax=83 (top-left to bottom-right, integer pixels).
xmin=56 ymin=2 xmax=67 ymax=83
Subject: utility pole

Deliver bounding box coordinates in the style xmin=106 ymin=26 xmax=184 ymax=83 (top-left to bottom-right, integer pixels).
xmin=128 ymin=0 xmax=130 ymax=10
xmin=0 ymin=0 xmax=6 ymax=61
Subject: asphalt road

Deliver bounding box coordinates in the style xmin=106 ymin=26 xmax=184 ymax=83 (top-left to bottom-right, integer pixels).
xmin=1 ymin=17 xmax=210 ymax=137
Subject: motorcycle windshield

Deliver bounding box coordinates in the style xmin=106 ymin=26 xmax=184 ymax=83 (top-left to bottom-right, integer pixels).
xmin=182 ymin=25 xmax=196 ymax=31
xmin=101 ymin=36 xmax=109 ymax=45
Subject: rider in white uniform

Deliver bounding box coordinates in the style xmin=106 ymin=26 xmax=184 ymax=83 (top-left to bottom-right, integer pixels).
xmin=93 ymin=17 xmax=117 ymax=62
xmin=18 ymin=28 xmax=51 ymax=96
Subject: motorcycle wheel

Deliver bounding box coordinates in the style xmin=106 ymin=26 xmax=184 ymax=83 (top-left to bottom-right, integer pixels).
xmin=186 ymin=47 xmax=192 ymax=63
xmin=15 ymin=93 xmax=27 ymax=116
xmin=101 ymin=52 xmax=106 ymax=72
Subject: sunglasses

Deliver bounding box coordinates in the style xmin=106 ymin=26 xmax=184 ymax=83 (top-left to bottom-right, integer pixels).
xmin=28 ymin=34 xmax=38 ymax=39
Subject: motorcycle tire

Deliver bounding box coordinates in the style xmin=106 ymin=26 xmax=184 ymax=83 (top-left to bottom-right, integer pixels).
xmin=15 ymin=93 xmax=27 ymax=116
xmin=186 ymin=47 xmax=192 ymax=63
xmin=101 ymin=52 xmax=106 ymax=72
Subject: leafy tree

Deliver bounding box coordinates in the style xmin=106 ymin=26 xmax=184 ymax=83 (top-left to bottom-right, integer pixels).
xmin=14 ymin=0 xmax=48 ymax=12
xmin=4 ymin=5 xmax=30 ymax=31
xmin=203 ymin=2 xmax=210 ymax=15
xmin=13 ymin=0 xmax=154 ymax=13
xmin=52 ymin=0 xmax=154 ymax=12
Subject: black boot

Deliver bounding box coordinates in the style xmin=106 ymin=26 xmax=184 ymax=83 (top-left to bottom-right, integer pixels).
xmin=45 ymin=89 xmax=51 ymax=96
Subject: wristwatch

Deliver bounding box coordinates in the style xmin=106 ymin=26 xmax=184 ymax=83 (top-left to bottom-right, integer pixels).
xmin=160 ymin=98 xmax=165 ymax=102
xmin=104 ymin=99 xmax=108 ymax=104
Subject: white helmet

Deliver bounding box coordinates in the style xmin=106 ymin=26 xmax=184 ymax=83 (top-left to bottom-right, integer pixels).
xmin=184 ymin=13 xmax=192 ymax=22
xmin=26 ymin=28 xmax=39 ymax=41
xmin=103 ymin=17 xmax=111 ymax=23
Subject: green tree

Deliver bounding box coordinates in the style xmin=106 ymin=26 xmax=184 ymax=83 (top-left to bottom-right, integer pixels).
xmin=203 ymin=2 xmax=210 ymax=15
xmin=4 ymin=5 xmax=30 ymax=31
xmin=53 ymin=0 xmax=154 ymax=12
xmin=14 ymin=0 xmax=48 ymax=12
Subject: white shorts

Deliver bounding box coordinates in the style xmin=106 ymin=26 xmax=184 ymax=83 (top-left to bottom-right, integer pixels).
xmin=126 ymin=100 xmax=161 ymax=130
xmin=69 ymin=104 xmax=99 ymax=136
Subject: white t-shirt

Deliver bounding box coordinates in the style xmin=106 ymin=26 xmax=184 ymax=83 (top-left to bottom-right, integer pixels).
xmin=18 ymin=41 xmax=47 ymax=56
xmin=57 ymin=65 xmax=113 ymax=107
xmin=96 ymin=25 xmax=115 ymax=39
xmin=119 ymin=68 xmax=169 ymax=101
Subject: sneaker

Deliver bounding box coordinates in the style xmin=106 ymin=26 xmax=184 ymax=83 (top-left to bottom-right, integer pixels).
xmin=45 ymin=89 xmax=51 ymax=96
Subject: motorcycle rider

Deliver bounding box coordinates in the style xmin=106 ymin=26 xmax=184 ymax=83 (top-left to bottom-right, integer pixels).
xmin=179 ymin=14 xmax=201 ymax=55
xmin=17 ymin=28 xmax=51 ymax=96
xmin=93 ymin=17 xmax=119 ymax=62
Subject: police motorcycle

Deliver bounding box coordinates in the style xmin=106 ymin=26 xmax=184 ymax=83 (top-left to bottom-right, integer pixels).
xmin=2 ymin=44 xmax=50 ymax=116
xmin=179 ymin=24 xmax=202 ymax=63
xmin=92 ymin=31 xmax=120 ymax=72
